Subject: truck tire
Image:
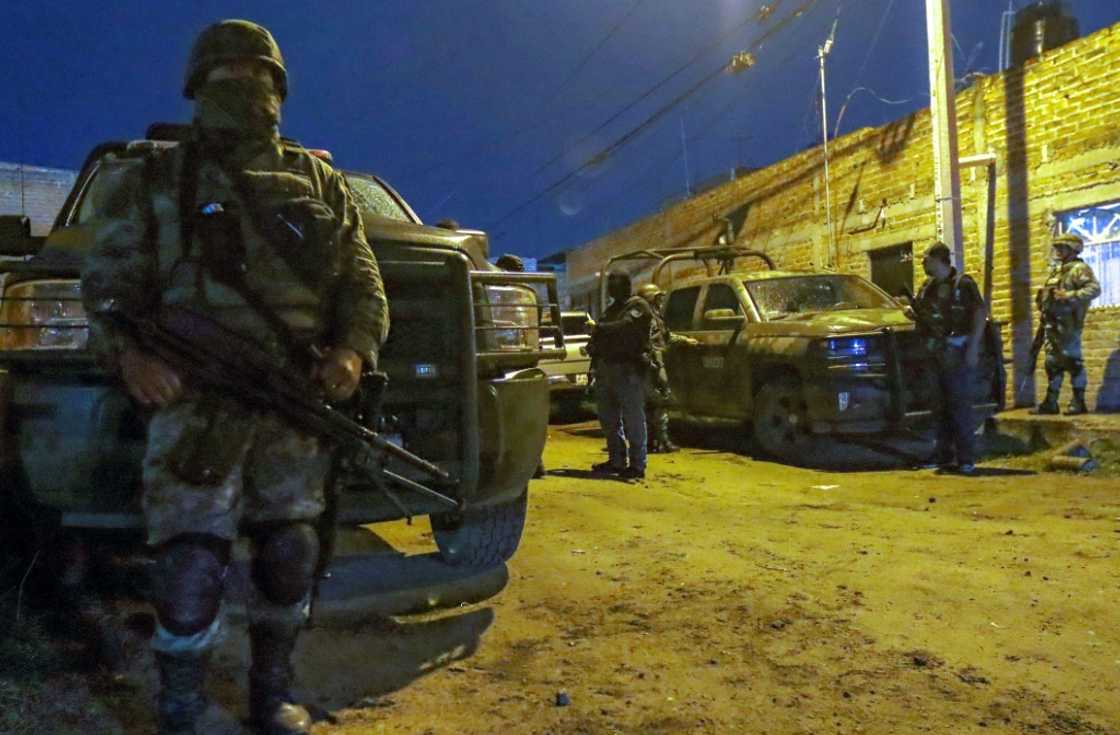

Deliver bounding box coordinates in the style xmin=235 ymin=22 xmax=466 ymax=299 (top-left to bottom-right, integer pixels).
xmin=431 ymin=489 xmax=528 ymax=568
xmin=752 ymin=376 xmax=814 ymax=462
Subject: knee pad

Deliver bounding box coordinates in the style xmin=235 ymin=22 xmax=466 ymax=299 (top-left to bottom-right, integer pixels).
xmin=251 ymin=523 xmax=320 ymax=606
xmin=150 ymin=535 xmax=229 ymax=637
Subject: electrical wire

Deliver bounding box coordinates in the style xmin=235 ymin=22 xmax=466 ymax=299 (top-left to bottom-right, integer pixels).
xmin=488 ymin=0 xmax=826 ymax=233
xmin=831 ymin=0 xmax=894 ymax=138
xmin=530 ymin=0 xmax=793 ymax=178
xmin=412 ymin=0 xmax=647 ymax=187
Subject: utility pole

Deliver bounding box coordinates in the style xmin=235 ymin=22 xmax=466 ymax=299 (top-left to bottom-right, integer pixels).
xmin=926 ymin=0 xmax=964 ymax=266
xmin=818 ymin=19 xmax=838 ymax=268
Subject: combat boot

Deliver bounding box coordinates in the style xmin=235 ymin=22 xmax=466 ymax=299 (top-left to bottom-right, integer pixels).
xmin=155 ymin=651 xmax=243 ymax=735
xmin=1034 ymin=390 xmax=1060 ymax=415
xmin=249 ymin=622 xmax=313 ymax=735
xmin=1066 ymin=389 xmax=1089 ymax=416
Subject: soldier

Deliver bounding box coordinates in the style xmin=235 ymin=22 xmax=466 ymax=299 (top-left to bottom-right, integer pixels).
xmin=495 ymin=253 xmax=526 ymax=272
xmin=586 ymin=273 xmax=653 ymax=480
xmin=914 ymin=243 xmax=988 ymax=476
xmin=80 ymin=20 xmax=388 ymax=735
xmin=1034 ymin=232 xmax=1101 ymax=415
xmin=635 ymin=283 xmax=697 ymax=453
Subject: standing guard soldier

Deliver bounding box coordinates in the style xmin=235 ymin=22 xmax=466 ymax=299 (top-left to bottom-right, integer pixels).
xmin=635 ymin=283 xmax=697 ymax=453
xmin=1035 ymin=232 xmax=1101 ymax=415
xmin=587 ymin=273 xmax=653 ymax=480
xmin=80 ymin=20 xmax=388 ymax=735
xmin=914 ymin=243 xmax=988 ymax=476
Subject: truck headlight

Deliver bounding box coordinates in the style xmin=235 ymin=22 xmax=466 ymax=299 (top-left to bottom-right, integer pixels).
xmin=0 ymin=279 xmax=89 ymax=351
xmin=826 ymin=337 xmax=869 ymax=356
xmin=479 ymin=284 xmax=539 ymax=352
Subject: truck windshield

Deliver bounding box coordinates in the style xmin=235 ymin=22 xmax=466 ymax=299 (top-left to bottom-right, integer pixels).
xmin=560 ymin=314 xmax=590 ymax=337
xmin=745 ymin=275 xmax=893 ymax=320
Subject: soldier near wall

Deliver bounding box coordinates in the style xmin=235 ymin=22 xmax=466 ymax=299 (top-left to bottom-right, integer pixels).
xmin=914 ymin=243 xmax=988 ymax=476
xmin=1034 ymin=232 xmax=1101 ymax=415
xmin=80 ymin=20 xmax=388 ymax=735
xmin=635 ymin=283 xmax=697 ymax=453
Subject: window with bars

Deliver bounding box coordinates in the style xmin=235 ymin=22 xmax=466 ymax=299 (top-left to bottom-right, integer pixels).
xmin=1057 ymin=202 xmax=1120 ymax=308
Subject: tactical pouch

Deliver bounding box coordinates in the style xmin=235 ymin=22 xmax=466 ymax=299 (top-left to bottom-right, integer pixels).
xmin=194 ymin=201 xmax=249 ymax=284
xmin=165 ymin=394 xmax=254 ymax=486
xmin=263 ymin=196 xmax=341 ymax=292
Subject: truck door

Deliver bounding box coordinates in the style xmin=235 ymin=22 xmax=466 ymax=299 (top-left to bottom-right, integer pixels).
xmin=662 ymin=286 xmax=702 ymax=410
xmin=691 ymin=282 xmax=749 ymax=417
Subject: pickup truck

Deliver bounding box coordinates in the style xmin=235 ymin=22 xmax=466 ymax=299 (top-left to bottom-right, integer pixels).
xmin=539 ymin=310 xmax=593 ymax=418
xmin=598 ymin=247 xmax=1005 ymax=462
xmin=0 ymin=125 xmax=563 ymax=588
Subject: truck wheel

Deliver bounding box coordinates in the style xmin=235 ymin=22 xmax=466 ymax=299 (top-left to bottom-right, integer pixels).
xmin=431 ymin=489 xmax=528 ymax=568
xmin=752 ymin=377 xmax=814 ymax=462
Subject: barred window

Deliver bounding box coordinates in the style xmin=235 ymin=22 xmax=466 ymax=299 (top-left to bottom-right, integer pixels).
xmin=1057 ymin=202 xmax=1120 ymax=308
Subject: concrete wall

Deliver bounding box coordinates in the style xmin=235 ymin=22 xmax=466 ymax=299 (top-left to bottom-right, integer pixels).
xmin=0 ymin=162 xmax=77 ymax=236
xmin=567 ymin=22 xmax=1120 ymax=412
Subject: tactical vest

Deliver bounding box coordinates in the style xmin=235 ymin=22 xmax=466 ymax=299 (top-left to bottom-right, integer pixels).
xmin=917 ymin=272 xmax=973 ymax=339
xmin=144 ymin=139 xmax=342 ymax=361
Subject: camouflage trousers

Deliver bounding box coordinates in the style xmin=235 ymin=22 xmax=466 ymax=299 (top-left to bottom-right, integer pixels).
xmin=142 ymin=392 xmax=330 ymax=546
xmin=1044 ymin=349 xmax=1087 ymax=391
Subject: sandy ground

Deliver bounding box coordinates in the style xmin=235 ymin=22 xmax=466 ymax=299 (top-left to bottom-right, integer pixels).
xmin=4 ymin=419 xmax=1119 ymax=734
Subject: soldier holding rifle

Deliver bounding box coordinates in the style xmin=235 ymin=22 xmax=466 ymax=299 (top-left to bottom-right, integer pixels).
xmin=1032 ymin=232 xmax=1101 ymax=415
xmin=80 ymin=20 xmax=387 ymax=735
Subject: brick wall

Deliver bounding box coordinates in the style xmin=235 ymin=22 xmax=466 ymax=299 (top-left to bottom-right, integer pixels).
xmin=568 ymin=22 xmax=1120 ymax=412
xmin=0 ymin=162 xmax=77 ymax=236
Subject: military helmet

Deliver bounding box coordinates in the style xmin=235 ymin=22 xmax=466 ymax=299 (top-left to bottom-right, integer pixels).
xmin=636 ymin=283 xmax=662 ymax=303
xmin=1051 ymin=232 xmax=1084 ymax=254
xmin=495 ymin=254 xmax=525 ymax=272
xmin=184 ymin=20 xmax=288 ymax=100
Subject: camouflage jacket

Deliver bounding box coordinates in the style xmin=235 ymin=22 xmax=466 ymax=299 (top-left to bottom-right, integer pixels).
xmin=1037 ymin=257 xmax=1100 ymax=354
xmin=80 ymin=133 xmax=389 ymax=372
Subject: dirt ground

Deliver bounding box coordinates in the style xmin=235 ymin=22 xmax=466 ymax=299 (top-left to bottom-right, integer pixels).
xmin=3 ymin=419 xmax=1119 ymax=734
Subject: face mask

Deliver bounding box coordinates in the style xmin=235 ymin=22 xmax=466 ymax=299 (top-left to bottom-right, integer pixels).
xmin=194 ymin=77 xmax=281 ymax=134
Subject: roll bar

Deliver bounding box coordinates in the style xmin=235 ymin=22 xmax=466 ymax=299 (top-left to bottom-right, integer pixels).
xmin=597 ymin=246 xmax=775 ymax=312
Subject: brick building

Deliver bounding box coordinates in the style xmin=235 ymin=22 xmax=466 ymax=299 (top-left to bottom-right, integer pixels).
xmin=0 ymin=162 xmax=78 ymax=236
xmin=566 ymin=21 xmax=1120 ymax=412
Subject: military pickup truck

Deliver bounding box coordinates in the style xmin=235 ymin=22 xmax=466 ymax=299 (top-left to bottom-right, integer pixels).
xmin=0 ymin=125 xmax=563 ymax=584
xmin=599 ymin=247 xmax=1005 ymax=462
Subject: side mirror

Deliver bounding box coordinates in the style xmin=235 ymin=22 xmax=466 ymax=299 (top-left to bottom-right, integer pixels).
xmin=703 ymin=308 xmax=744 ymax=325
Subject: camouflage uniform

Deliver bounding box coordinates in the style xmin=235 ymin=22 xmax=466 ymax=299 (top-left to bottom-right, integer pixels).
xmin=1036 ymin=235 xmax=1100 ymax=414
xmin=640 ymin=287 xmax=690 ymax=453
xmin=79 ymin=20 xmax=387 ymax=735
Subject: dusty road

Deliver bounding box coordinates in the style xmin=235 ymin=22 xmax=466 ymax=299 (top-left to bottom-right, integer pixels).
xmin=296 ymin=421 xmax=1119 ymax=735
xmin=5 ymin=420 xmax=1118 ymax=734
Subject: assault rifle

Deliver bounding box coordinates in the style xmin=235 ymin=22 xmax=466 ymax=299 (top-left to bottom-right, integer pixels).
xmin=1020 ymin=286 xmax=1056 ymax=397
xmin=105 ymin=304 xmax=458 ymax=510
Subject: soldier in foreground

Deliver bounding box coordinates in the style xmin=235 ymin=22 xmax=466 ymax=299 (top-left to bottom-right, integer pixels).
xmin=1034 ymin=232 xmax=1101 ymax=415
xmin=636 ymin=283 xmax=697 ymax=453
xmin=914 ymin=243 xmax=988 ymax=476
xmin=80 ymin=20 xmax=388 ymax=735
xmin=587 ymin=273 xmax=653 ymax=479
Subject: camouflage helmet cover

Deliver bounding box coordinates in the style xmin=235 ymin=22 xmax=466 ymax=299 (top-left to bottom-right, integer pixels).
xmin=1051 ymin=232 xmax=1084 ymax=254
xmin=184 ymin=20 xmax=288 ymax=100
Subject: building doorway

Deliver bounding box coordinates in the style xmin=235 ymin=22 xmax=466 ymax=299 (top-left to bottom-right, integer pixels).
xmin=869 ymin=243 xmax=914 ymax=297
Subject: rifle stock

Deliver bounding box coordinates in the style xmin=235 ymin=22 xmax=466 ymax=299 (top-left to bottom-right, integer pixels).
xmin=109 ymin=305 xmax=458 ymax=508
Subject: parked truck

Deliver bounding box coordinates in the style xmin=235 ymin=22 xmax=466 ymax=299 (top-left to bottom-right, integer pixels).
xmin=0 ymin=125 xmax=563 ymax=584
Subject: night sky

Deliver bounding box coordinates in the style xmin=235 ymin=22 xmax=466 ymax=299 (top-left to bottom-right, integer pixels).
xmin=3 ymin=1 xmax=1119 ymax=259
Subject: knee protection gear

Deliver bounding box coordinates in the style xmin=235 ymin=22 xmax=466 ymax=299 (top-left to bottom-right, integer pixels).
xmin=251 ymin=523 xmax=320 ymax=606
xmin=150 ymin=535 xmax=230 ymax=637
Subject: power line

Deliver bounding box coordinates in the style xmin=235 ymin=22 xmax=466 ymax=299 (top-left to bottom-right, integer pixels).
xmin=489 ymin=0 xmax=825 ymax=234
xmin=531 ymin=0 xmax=791 ymax=178
xmin=831 ymin=0 xmax=894 ymax=138
xmin=412 ymin=0 xmax=647 ymax=188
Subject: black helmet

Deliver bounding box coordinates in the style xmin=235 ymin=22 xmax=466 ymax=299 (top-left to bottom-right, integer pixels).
xmin=184 ymin=20 xmax=288 ymax=100
xmin=495 ymin=254 xmax=525 ymax=272
xmin=607 ymin=272 xmax=631 ymax=301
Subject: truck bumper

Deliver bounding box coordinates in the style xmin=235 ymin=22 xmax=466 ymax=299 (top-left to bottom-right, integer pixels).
xmin=477 ymin=368 xmax=549 ymax=506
